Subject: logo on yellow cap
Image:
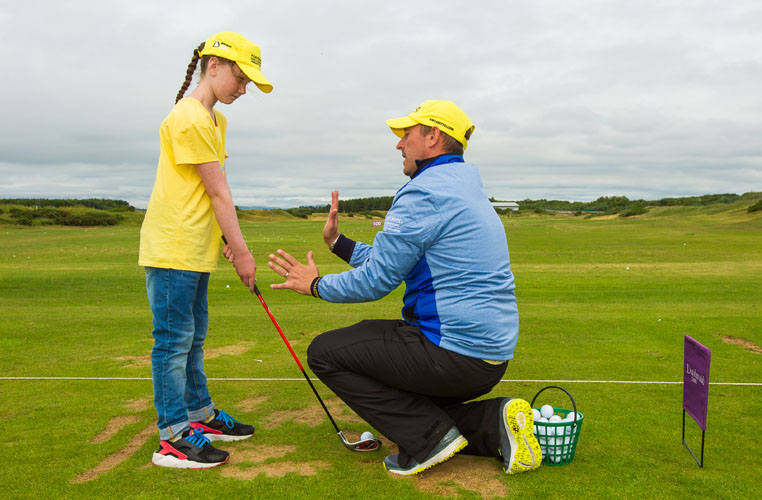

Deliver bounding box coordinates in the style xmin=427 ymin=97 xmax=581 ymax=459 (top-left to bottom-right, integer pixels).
xmin=386 ymin=100 xmax=475 ymax=150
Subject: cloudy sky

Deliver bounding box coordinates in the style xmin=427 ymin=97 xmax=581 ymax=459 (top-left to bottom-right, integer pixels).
xmin=2 ymin=0 xmax=761 ymax=208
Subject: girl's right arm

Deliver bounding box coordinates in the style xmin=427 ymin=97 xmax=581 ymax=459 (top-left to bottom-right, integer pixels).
xmin=197 ymin=160 xmax=257 ymax=293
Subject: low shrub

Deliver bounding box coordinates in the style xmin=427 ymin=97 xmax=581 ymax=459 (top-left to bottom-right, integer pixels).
xmin=619 ymin=203 xmax=649 ymax=217
xmin=6 ymin=206 xmax=123 ymax=226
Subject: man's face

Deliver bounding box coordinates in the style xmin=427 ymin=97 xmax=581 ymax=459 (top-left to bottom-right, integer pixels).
xmin=396 ymin=124 xmax=429 ymax=176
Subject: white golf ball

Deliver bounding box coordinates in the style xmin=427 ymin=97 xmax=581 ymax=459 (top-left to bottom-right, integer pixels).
xmin=226 ymin=285 xmax=230 ymax=288
xmin=360 ymin=431 xmax=374 ymax=441
xmin=536 ymin=419 xmax=548 ymax=456
xmin=564 ymin=411 xmax=582 ymax=424
xmin=549 ymin=415 xmax=563 ymax=440
xmin=537 ymin=416 xmax=550 ymax=447
xmin=540 ymin=404 xmax=554 ymax=419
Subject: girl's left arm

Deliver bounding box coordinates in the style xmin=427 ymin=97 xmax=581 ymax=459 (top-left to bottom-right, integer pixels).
xmin=197 ymin=161 xmax=257 ymax=292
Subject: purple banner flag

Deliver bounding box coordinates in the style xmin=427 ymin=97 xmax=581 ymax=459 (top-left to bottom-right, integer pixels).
xmin=683 ymin=335 xmax=711 ymax=430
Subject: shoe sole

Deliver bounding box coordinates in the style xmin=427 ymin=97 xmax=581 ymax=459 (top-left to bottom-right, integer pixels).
xmin=151 ymin=452 xmax=229 ymax=469
xmin=503 ymin=399 xmax=542 ymax=474
xmin=384 ymin=435 xmax=468 ymax=476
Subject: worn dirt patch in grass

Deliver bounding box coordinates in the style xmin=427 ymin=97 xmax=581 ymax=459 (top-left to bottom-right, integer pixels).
xmin=220 ymin=460 xmax=331 ymax=479
xmin=413 ymin=455 xmax=507 ymax=499
xmin=114 ymin=355 xmax=151 ymax=368
xmin=72 ymin=422 xmax=155 ymax=483
xmin=720 ymin=335 xmax=762 ymax=354
xmin=227 ymin=443 xmax=296 ymax=464
xmin=89 ymin=415 xmax=141 ymax=444
xmin=358 ymin=441 xmax=507 ymax=499
xmin=263 ymin=397 xmax=364 ymax=429
xmin=237 ymin=395 xmax=269 ymax=412
xmin=74 ymin=397 xmax=509 ymax=497
xmin=207 ymin=341 xmax=255 ymax=357
xmin=116 ymin=341 xmax=255 ymax=368
xmin=124 ymin=397 xmax=152 ymax=412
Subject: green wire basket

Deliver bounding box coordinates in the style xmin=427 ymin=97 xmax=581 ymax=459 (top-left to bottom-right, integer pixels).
xmin=531 ymin=386 xmax=584 ymax=466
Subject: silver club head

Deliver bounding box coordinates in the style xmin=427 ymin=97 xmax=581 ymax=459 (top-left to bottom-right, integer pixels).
xmin=337 ymin=431 xmax=382 ymax=452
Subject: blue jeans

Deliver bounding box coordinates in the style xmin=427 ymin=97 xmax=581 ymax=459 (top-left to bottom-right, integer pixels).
xmin=145 ymin=267 xmax=215 ymax=440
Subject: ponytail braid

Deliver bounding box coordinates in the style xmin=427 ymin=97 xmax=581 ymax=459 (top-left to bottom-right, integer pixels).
xmin=175 ymin=42 xmax=205 ymax=104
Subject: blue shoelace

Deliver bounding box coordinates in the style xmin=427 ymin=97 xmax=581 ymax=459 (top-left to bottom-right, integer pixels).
xmin=185 ymin=427 xmax=211 ymax=448
xmin=216 ymin=410 xmax=241 ymax=430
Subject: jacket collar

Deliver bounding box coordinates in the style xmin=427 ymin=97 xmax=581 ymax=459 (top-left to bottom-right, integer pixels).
xmin=410 ymin=154 xmax=464 ymax=179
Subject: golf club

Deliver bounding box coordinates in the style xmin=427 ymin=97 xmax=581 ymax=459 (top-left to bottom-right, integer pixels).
xmin=222 ymin=236 xmax=381 ymax=452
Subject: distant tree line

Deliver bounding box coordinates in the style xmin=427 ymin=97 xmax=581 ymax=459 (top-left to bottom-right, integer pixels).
xmin=3 ymin=207 xmax=123 ymax=226
xmin=285 ymin=196 xmax=394 ymax=218
xmin=284 ymin=192 xmax=762 ymax=218
xmin=0 ymin=198 xmax=134 ymax=211
xmin=3 ymin=193 xmax=760 ymax=226
xmin=491 ymin=192 xmax=762 ymax=217
xmin=0 ymin=198 xmax=134 ymax=226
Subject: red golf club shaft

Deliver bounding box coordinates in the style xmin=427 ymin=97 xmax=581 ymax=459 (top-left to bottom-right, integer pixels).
xmin=252 ymin=284 xmax=342 ymax=434
xmin=222 ymin=236 xmax=380 ymax=451
xmin=253 ymin=284 xmax=304 ymax=371
xmin=221 ymin=235 xmax=341 ymax=434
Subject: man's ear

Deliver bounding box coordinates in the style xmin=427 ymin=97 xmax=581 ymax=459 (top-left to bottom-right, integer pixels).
xmin=427 ymin=126 xmax=442 ymax=147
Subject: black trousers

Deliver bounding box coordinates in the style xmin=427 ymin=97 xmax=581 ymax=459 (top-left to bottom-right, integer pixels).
xmin=306 ymin=319 xmax=509 ymax=466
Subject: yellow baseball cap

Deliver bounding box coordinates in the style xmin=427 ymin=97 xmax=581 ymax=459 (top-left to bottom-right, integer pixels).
xmin=198 ymin=32 xmax=273 ymax=93
xmin=386 ymin=100 xmax=475 ymax=150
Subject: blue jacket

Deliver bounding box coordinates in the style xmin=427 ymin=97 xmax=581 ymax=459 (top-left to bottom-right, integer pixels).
xmin=318 ymin=155 xmax=519 ymax=361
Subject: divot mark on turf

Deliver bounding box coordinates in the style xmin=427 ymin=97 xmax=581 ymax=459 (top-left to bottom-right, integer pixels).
xmin=720 ymin=335 xmax=762 ymax=354
xmin=220 ymin=460 xmax=331 ymax=479
xmin=124 ymin=397 xmax=152 ymax=412
xmin=115 ymin=341 xmax=255 ymax=368
xmin=361 ymin=440 xmax=507 ymax=499
xmin=238 ymin=395 xmax=269 ymax=412
xmin=115 ymin=355 xmax=150 ymax=368
xmin=413 ymin=455 xmax=507 ymax=499
xmin=228 ymin=443 xmax=296 ymax=464
xmin=263 ymin=397 xmax=363 ymax=429
xmin=89 ymin=415 xmax=141 ymax=443
xmin=206 ymin=341 xmax=255 ymax=357
xmin=72 ymin=422 xmax=155 ymax=483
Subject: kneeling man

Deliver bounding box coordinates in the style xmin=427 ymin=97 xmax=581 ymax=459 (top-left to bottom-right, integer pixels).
xmin=268 ymin=100 xmax=542 ymax=476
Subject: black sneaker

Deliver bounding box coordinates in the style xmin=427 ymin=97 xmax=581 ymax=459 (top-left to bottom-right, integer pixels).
xmin=498 ymin=398 xmax=542 ymax=474
xmin=151 ymin=427 xmax=229 ymax=469
xmin=383 ymin=426 xmax=467 ymax=476
xmin=190 ymin=409 xmax=254 ymax=442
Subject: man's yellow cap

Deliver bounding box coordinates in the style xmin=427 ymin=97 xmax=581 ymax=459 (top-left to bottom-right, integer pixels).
xmin=386 ymin=100 xmax=475 ymax=150
xmin=198 ymin=32 xmax=273 ymax=94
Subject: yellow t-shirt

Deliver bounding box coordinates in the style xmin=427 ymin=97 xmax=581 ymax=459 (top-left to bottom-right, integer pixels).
xmin=138 ymin=98 xmax=228 ymax=272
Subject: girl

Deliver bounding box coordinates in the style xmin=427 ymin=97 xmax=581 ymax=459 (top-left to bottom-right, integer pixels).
xmin=138 ymin=32 xmax=273 ymax=469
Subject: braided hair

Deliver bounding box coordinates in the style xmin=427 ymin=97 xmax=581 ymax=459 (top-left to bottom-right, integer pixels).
xmin=175 ymin=42 xmax=206 ymax=104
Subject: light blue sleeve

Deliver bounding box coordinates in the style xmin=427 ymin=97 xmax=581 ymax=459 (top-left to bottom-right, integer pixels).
xmin=349 ymin=241 xmax=372 ymax=267
xmin=318 ymin=186 xmax=441 ymax=302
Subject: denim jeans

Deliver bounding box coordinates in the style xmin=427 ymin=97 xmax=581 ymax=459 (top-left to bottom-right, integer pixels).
xmin=145 ymin=267 xmax=215 ymax=440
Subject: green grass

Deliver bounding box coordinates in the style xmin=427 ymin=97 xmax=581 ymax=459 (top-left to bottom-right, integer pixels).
xmin=1 ymin=204 xmax=761 ymax=499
